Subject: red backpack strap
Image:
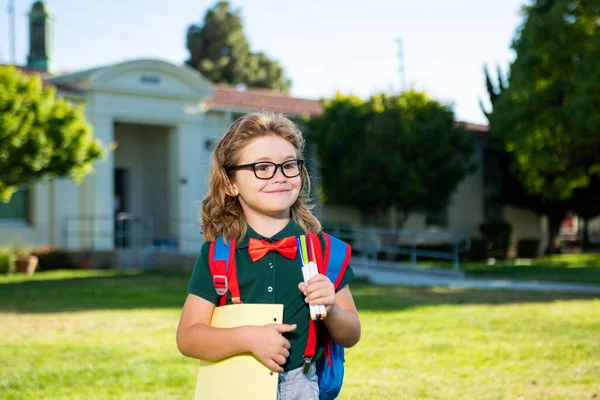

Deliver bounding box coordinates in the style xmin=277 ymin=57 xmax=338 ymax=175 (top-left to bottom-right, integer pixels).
xmin=311 ymin=232 xmax=325 ymax=275
xmin=208 ymin=236 xmax=242 ymax=306
xmin=302 ymin=233 xmax=321 ymax=373
xmin=302 ymin=231 xmax=351 ymax=374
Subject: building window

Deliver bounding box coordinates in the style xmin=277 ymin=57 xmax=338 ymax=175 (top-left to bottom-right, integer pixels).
xmin=426 ymin=208 xmax=448 ymax=229
xmin=0 ymin=186 xmax=31 ymax=223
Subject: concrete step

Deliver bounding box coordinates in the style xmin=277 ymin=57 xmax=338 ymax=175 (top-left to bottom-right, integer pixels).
xmin=351 ymin=259 xmax=464 ymax=278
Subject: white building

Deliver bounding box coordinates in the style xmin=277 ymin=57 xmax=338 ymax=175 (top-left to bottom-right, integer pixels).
xmin=2 ymin=56 xmax=326 ymax=255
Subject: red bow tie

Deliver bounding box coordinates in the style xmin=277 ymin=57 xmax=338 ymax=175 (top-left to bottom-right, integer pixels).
xmin=248 ymin=236 xmax=298 ymax=262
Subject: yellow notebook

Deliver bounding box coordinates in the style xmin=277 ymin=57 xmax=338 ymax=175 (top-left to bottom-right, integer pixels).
xmin=194 ymin=303 xmax=284 ymax=400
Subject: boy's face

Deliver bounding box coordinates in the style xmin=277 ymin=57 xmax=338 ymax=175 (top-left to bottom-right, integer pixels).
xmin=231 ymin=135 xmax=302 ymax=220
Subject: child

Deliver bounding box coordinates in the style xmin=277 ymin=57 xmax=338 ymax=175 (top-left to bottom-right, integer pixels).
xmin=176 ymin=111 xmax=361 ymax=399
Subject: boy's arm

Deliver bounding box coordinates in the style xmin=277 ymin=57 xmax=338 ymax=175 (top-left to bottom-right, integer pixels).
xmin=323 ymin=285 xmax=361 ymax=348
xmin=176 ymin=294 xmax=251 ymax=360
xmin=176 ymin=294 xmax=296 ymax=372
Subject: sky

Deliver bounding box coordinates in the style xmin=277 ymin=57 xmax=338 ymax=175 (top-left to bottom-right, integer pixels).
xmin=1 ymin=0 xmax=529 ymax=124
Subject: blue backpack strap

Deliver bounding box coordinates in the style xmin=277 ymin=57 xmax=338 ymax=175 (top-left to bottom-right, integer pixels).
xmin=214 ymin=236 xmax=230 ymax=265
xmin=209 ymin=236 xmax=241 ymax=305
xmin=322 ymin=232 xmax=351 ymax=290
xmin=316 ymin=232 xmax=350 ymax=400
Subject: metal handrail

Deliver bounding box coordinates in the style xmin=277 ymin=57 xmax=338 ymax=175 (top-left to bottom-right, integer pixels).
xmin=62 ymin=215 xmax=472 ymax=272
xmin=62 ymin=214 xmax=203 ymax=251
xmin=323 ymin=224 xmax=471 ymax=272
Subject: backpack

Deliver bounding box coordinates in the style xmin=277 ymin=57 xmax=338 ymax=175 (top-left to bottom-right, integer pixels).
xmin=208 ymin=232 xmax=351 ymax=400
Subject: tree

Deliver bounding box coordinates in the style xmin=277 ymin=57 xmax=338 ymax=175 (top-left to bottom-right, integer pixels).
xmin=571 ymin=175 xmax=600 ymax=249
xmin=483 ymin=65 xmax=600 ymax=252
xmin=0 ymin=66 xmax=106 ymax=202
xmin=481 ymin=67 xmax=565 ymax=214
xmin=186 ymin=1 xmax=291 ymax=91
xmin=479 ymin=64 xmax=508 ymax=121
xmin=488 ymin=0 xmax=600 ymax=252
xmin=308 ymin=90 xmax=476 ymax=227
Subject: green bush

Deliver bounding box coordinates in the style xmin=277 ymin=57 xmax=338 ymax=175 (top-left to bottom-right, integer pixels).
xmin=0 ymin=249 xmax=15 ymax=274
xmin=33 ymin=247 xmax=76 ymax=271
xmin=464 ymin=238 xmax=487 ymax=261
xmin=394 ymin=252 xmax=411 ymax=262
xmin=479 ymin=221 xmax=513 ymax=259
xmin=517 ymin=238 xmax=541 ymax=258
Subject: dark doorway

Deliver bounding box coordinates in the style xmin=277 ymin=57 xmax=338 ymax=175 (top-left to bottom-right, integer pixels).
xmin=114 ymin=168 xmax=129 ymax=248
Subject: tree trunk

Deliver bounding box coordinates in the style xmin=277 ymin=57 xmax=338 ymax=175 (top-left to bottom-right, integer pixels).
xmin=581 ymin=217 xmax=590 ymax=251
xmin=545 ymin=212 xmax=564 ymax=254
xmin=396 ymin=209 xmax=409 ymax=228
xmin=382 ymin=207 xmax=397 ymax=261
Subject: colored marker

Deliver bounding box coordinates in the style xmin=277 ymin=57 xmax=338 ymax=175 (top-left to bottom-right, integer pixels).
xmin=298 ymin=235 xmax=317 ymax=320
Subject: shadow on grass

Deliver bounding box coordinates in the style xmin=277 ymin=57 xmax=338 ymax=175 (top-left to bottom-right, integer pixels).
xmin=351 ymin=277 xmax=599 ymax=312
xmin=419 ymin=256 xmax=600 ymax=285
xmin=463 ymin=265 xmax=600 ymax=285
xmin=0 ymin=270 xmax=189 ymax=314
xmin=1 ymin=270 xmax=598 ymax=314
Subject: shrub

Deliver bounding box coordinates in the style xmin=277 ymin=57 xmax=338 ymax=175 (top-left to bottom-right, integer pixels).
xmin=517 ymin=238 xmax=541 ymax=258
xmin=479 ymin=221 xmax=513 ymax=259
xmin=0 ymin=248 xmax=15 ymax=274
xmin=464 ymin=238 xmax=487 ymax=261
xmin=33 ymin=247 xmax=76 ymax=271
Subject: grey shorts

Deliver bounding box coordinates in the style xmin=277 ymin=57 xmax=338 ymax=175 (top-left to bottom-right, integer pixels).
xmin=277 ymin=362 xmax=319 ymax=400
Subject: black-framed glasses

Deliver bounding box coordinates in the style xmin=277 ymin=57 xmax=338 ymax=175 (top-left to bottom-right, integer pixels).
xmin=228 ymin=159 xmax=304 ymax=180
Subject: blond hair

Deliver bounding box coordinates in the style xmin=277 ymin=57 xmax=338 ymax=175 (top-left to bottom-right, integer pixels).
xmin=201 ymin=110 xmax=321 ymax=242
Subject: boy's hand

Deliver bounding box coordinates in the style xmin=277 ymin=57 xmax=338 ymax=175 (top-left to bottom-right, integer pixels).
xmin=298 ymin=274 xmax=336 ymax=315
xmin=247 ymin=324 xmax=296 ymax=373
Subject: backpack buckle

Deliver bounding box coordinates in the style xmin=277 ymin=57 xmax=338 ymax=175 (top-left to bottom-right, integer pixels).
xmin=213 ymin=275 xmax=228 ymax=296
xmin=302 ymin=357 xmax=313 ymax=375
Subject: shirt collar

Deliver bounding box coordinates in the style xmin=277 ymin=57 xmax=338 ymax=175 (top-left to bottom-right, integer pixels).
xmin=237 ymin=219 xmax=303 ymax=249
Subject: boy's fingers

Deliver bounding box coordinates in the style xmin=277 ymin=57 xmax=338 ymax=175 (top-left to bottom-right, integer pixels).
xmin=306 ymin=290 xmax=324 ymax=302
xmin=306 ymin=288 xmax=334 ymax=303
xmin=273 ymin=354 xmax=287 ymax=366
xmin=305 ymin=281 xmax=331 ymax=295
xmin=307 ymin=274 xmax=325 ymax=285
xmin=269 ymin=359 xmax=284 ymax=373
xmin=275 ymin=323 xmax=297 ymax=333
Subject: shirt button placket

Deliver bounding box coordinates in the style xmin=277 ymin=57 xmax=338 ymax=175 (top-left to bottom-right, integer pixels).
xmin=267 ymin=254 xmax=276 ymax=302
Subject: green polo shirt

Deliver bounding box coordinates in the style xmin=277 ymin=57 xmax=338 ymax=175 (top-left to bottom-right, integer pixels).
xmin=187 ymin=220 xmax=355 ymax=371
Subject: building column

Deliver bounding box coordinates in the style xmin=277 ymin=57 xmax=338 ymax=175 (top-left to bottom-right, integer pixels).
xmin=89 ymin=113 xmax=114 ymax=250
xmin=174 ymin=120 xmax=207 ymax=254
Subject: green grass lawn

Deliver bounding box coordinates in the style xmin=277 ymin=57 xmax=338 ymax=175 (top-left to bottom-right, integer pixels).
xmin=462 ymin=254 xmax=600 ymax=286
xmin=417 ymin=253 xmax=600 ymax=285
xmin=1 ymin=270 xmax=599 ymax=399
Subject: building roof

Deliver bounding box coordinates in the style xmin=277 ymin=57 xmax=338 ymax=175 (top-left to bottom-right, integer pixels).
xmin=32 ymin=1 xmax=50 ymax=14
xmin=40 ymin=62 xmax=324 ymax=117
xmin=458 ymin=122 xmax=488 ymax=132
xmin=457 ymin=121 xmax=489 ymax=134
xmin=207 ymin=84 xmax=323 ymax=117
